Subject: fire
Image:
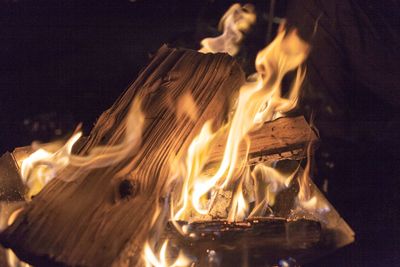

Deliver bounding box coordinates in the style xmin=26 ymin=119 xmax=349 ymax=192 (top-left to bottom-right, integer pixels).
xmin=199 ymin=3 xmax=256 ymax=56
xmin=5 ymin=99 xmax=144 ymax=266
xmin=172 ymin=28 xmax=310 ymax=223
xmin=144 ymin=9 xmax=315 ymax=267
xmin=18 ymin=99 xmax=144 ymax=198
xmin=5 ymin=207 xmax=31 ymax=267
xmin=20 ymin=132 xmax=82 ymax=199
xmin=6 ymin=4 xmax=344 ymax=267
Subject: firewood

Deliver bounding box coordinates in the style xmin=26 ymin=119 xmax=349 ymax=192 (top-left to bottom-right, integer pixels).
xmin=0 ymin=46 xmax=246 ymax=267
xmin=164 ymin=218 xmax=322 ymax=266
xmin=206 ymin=116 xmax=318 ymax=171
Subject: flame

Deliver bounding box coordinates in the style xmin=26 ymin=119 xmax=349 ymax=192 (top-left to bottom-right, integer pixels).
xmin=296 ymin=142 xmax=331 ymax=215
xmin=20 ymin=132 xmax=82 ymax=199
xmin=144 ymin=241 xmax=192 ymax=267
xmin=227 ymin=179 xmax=248 ymax=222
xmin=252 ymin=164 xmax=298 ymax=208
xmin=144 ymin=198 xmax=193 ymax=267
xmin=297 ymin=142 xmax=313 ymax=203
xmin=19 ymin=99 xmax=145 ymax=198
xmin=199 ymin=3 xmax=256 ymax=56
xmin=13 ymin=5 xmax=329 ymax=266
xmin=173 ymin=28 xmax=310 ymax=222
xmin=5 ymin=208 xmax=32 ymax=267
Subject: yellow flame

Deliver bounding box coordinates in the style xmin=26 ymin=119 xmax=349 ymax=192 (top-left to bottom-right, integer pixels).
xmin=227 ymin=180 xmax=248 ymax=222
xmin=19 ymin=99 xmax=145 ymax=198
xmin=296 ymin=142 xmax=331 ymax=214
xmin=297 ymin=142 xmax=312 ymax=203
xmin=5 ymin=208 xmax=32 ymax=267
xmin=20 ymin=132 xmax=82 ymax=198
xmin=199 ymin=3 xmax=256 ymax=56
xmin=252 ymin=164 xmax=298 ymax=207
xmin=144 ymin=199 xmax=193 ymax=267
xmin=144 ymin=240 xmax=192 ymax=267
xmin=174 ymin=28 xmax=310 ymax=222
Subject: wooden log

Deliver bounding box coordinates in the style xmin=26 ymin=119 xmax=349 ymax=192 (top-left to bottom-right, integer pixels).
xmin=164 ymin=218 xmax=322 ymax=267
xmin=0 ymin=46 xmax=246 ymax=267
xmin=208 ymin=116 xmax=318 ymax=167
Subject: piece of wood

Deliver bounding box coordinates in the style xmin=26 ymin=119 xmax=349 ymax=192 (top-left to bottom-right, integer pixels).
xmin=0 ymin=46 xmax=245 ymax=267
xmin=164 ymin=218 xmax=322 ymax=267
xmin=166 ymin=218 xmax=321 ymax=249
xmin=207 ymin=116 xmax=318 ymax=168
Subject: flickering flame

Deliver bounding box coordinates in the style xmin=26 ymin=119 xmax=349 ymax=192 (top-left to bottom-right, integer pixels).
xmin=251 ymin=164 xmax=298 ymax=211
xmin=6 ymin=208 xmax=32 ymax=267
xmin=173 ymin=28 xmax=310 ymax=222
xmin=19 ymin=99 xmax=144 ymax=198
xmin=296 ymin=142 xmax=331 ymax=214
xmin=199 ymin=3 xmax=256 ymax=56
xmin=20 ymin=132 xmax=82 ymax=199
xmin=144 ymin=199 xmax=194 ymax=267
xmin=144 ymin=241 xmax=192 ymax=267
xmin=227 ymin=179 xmax=248 ymax=221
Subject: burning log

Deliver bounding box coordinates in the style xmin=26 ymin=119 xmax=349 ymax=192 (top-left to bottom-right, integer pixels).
xmin=210 ymin=116 xmax=317 ymax=166
xmin=0 ymin=45 xmax=246 ymax=267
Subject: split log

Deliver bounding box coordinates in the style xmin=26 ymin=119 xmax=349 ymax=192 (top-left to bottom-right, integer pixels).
xmin=209 ymin=116 xmax=318 ymax=166
xmin=0 ymin=46 xmax=246 ymax=267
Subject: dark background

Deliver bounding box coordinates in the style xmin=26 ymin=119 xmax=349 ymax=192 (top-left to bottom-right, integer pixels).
xmin=1 ymin=0 xmax=399 ymax=266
